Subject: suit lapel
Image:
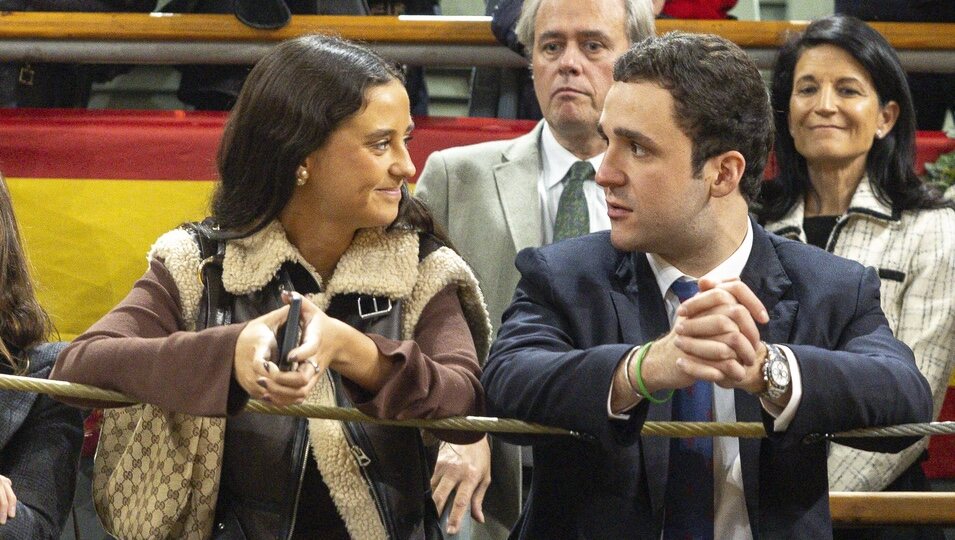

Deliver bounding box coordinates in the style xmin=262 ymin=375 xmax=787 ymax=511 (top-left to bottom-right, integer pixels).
xmin=609 ymin=252 xmax=672 ymax=523
xmin=609 ymin=252 xmax=670 ymax=344
xmin=494 ymin=122 xmax=545 ymax=252
xmin=736 ymin=221 xmax=799 ymax=533
xmin=740 ymin=222 xmax=798 ymax=337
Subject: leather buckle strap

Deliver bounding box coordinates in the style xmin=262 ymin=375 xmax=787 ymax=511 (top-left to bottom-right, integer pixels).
xmin=197 ymin=255 xmax=217 ymax=286
xmin=357 ymin=296 xmax=392 ymax=319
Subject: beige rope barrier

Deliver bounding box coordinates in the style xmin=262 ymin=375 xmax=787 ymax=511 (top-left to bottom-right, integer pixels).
xmin=3 ymin=374 xmax=955 ymax=441
xmin=6 ymin=374 xmax=955 ymax=527
xmin=0 ymin=373 xmax=585 ymax=438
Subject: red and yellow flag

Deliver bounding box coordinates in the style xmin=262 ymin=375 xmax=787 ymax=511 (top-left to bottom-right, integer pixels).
xmin=1 ymin=109 xmax=536 ymax=340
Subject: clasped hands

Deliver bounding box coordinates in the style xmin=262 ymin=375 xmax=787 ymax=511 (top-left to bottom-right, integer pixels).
xmin=644 ymin=277 xmax=770 ymax=395
xmin=232 ymin=291 xmax=343 ymax=406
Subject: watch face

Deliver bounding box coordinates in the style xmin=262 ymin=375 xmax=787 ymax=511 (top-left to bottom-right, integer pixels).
xmin=771 ymin=359 xmax=791 ymax=387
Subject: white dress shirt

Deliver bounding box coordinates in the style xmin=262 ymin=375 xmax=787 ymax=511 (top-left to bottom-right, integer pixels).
xmin=608 ymin=220 xmax=804 ymax=539
xmin=538 ymin=122 xmax=609 ymax=243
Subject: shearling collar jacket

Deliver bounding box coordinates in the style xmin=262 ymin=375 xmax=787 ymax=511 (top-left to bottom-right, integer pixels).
xmin=93 ymin=221 xmax=490 ymax=539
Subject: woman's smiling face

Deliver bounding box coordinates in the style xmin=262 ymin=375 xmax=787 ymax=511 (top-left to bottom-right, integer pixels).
xmin=293 ymin=79 xmax=416 ymax=232
xmin=787 ymin=44 xmax=898 ymax=171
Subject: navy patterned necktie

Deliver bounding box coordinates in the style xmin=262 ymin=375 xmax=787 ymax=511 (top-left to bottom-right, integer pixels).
xmin=552 ymin=161 xmax=595 ymax=242
xmin=664 ymin=279 xmax=715 ymax=540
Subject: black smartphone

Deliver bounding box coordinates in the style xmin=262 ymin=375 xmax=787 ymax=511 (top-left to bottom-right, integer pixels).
xmin=277 ymin=296 xmax=302 ymax=371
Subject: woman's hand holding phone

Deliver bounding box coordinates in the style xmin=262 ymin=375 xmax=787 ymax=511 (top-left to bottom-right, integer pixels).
xmin=233 ymin=293 xmax=321 ymax=406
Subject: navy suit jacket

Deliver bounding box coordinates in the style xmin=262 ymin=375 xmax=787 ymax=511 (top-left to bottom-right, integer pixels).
xmin=482 ymin=223 xmax=933 ymax=539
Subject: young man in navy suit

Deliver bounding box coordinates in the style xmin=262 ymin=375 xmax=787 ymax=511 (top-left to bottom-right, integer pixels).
xmin=482 ymin=32 xmax=933 ymax=539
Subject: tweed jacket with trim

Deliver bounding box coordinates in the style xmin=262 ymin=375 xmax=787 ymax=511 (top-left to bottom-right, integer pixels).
xmin=766 ymin=177 xmax=955 ymax=491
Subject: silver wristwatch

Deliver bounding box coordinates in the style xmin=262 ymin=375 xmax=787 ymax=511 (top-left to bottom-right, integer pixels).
xmin=760 ymin=342 xmax=791 ymax=401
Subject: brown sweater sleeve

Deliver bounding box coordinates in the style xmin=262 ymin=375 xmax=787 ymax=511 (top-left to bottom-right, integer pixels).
xmin=50 ymin=258 xmax=246 ymax=416
xmin=343 ymin=285 xmax=486 ymax=444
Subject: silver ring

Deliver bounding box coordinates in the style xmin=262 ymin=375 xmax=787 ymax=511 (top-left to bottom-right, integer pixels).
xmin=306 ymin=360 xmax=319 ymax=371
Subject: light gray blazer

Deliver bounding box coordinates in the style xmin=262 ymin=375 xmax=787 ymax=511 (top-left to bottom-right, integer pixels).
xmin=416 ymin=121 xmax=545 ymax=336
xmin=415 ymin=121 xmax=545 ymax=540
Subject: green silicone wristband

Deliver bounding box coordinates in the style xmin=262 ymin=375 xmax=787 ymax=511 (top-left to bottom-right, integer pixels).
xmin=632 ymin=341 xmax=674 ymax=404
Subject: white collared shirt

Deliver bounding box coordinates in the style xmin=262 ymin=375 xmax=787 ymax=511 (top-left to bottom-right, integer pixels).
xmin=538 ymin=122 xmax=609 ymax=243
xmin=609 ymin=220 xmax=804 ymax=539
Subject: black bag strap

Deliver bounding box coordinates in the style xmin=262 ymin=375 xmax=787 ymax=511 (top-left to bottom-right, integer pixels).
xmin=183 ymin=221 xmax=233 ymax=331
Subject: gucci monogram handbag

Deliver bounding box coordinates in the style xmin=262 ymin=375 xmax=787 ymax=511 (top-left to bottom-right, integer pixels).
xmin=93 ymin=225 xmax=228 ymax=539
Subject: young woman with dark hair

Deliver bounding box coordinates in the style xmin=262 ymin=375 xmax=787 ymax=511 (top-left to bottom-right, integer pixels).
xmin=52 ymin=35 xmax=490 ymax=539
xmin=0 ymin=172 xmax=83 ymax=538
xmin=756 ymin=15 xmax=955 ymax=539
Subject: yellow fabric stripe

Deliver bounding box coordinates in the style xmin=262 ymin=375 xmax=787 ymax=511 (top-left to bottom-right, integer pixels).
xmin=8 ymin=177 xmax=215 ymax=340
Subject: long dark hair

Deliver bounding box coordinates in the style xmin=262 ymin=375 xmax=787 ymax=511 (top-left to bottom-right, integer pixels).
xmin=757 ymin=15 xmax=952 ymax=221
xmin=211 ymin=34 xmax=451 ymax=247
xmin=0 ymin=173 xmax=51 ymax=374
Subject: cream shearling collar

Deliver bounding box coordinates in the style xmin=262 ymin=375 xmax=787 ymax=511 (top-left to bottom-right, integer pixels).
xmin=222 ymin=220 xmax=420 ymax=300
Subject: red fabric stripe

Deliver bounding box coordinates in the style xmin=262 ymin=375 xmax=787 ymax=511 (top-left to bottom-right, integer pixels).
xmin=0 ymin=109 xmax=537 ymax=182
xmin=0 ymin=108 xmax=225 ymax=180
xmin=5 ymin=108 xmax=949 ymax=181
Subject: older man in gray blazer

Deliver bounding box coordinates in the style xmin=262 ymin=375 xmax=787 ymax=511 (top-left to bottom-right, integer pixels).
xmin=416 ymin=0 xmax=656 ymax=538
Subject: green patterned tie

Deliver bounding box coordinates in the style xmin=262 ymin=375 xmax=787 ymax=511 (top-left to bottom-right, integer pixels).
xmin=553 ymin=161 xmax=595 ymax=242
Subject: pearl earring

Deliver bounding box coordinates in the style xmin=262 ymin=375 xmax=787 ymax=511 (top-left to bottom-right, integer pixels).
xmin=876 ymin=129 xmax=883 ymax=138
xmin=295 ymin=166 xmax=309 ymax=186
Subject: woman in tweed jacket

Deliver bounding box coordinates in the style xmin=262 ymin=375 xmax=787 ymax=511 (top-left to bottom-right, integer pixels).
xmin=0 ymin=173 xmax=83 ymax=539
xmin=756 ymin=15 xmax=955 ymax=539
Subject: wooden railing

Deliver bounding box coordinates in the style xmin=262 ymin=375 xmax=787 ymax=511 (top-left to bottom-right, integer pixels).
xmin=0 ymin=12 xmax=953 ymax=48
xmin=830 ymin=492 xmax=955 ymax=526
xmin=0 ymin=12 xmax=953 ymax=71
xmin=0 ymin=12 xmax=493 ymax=44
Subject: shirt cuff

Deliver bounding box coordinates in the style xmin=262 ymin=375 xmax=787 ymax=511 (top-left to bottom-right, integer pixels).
xmin=608 ymin=346 xmax=642 ymax=420
xmin=759 ymin=344 xmax=802 ymax=432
